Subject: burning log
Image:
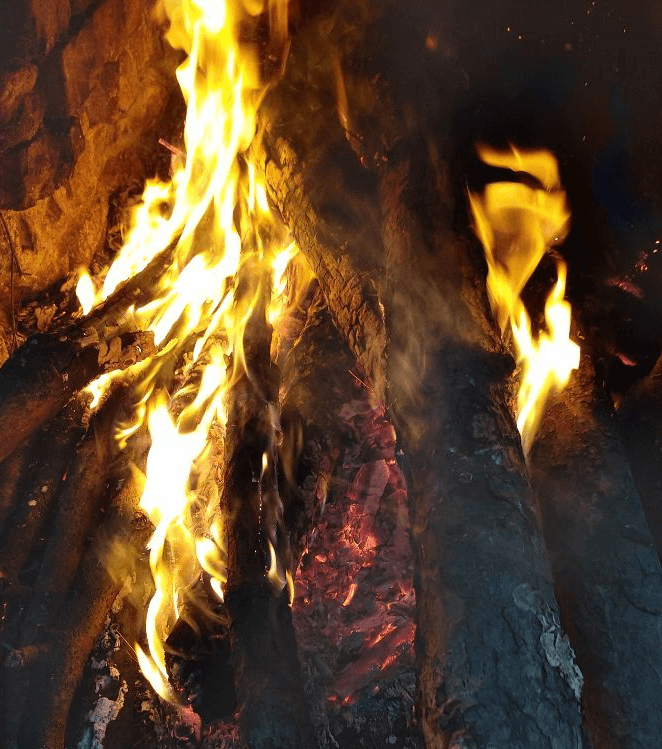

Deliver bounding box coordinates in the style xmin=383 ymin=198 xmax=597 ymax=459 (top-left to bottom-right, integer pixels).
xmin=528 ymin=354 xmax=662 ymax=747
xmin=379 ymin=150 xmax=586 ymax=748
xmin=221 ymin=264 xmax=314 ymax=749
xmin=0 ymin=324 xmax=153 ymax=465
xmin=260 ymin=7 xmax=586 ymax=732
xmin=617 ymin=353 xmax=662 ymax=562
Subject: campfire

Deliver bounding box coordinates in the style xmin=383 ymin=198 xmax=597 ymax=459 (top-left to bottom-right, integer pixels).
xmin=1 ymin=1 xmax=662 ymax=747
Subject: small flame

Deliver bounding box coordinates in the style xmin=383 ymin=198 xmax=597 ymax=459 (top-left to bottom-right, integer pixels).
xmin=75 ymin=269 xmax=96 ymax=315
xmin=469 ymin=145 xmax=580 ymax=451
xmin=267 ymin=539 xmax=286 ymax=593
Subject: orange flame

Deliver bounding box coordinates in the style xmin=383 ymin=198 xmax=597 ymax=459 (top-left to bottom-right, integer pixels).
xmin=469 ymin=145 xmax=580 ymax=452
xmin=75 ymin=0 xmax=295 ymax=701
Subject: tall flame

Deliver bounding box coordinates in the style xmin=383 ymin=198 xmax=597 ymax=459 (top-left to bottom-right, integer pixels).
xmin=469 ymin=145 xmax=580 ymax=452
xmin=76 ymin=0 xmax=294 ymax=701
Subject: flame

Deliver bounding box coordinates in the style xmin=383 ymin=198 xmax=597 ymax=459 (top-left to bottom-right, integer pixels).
xmin=75 ymin=269 xmax=96 ymax=315
xmin=73 ymin=0 xmax=298 ymax=700
xmin=469 ymin=145 xmax=580 ymax=452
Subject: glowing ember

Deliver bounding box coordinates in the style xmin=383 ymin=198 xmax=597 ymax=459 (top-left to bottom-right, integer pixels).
xmin=469 ymin=145 xmax=580 ymax=452
xmin=74 ymin=0 xmax=294 ymax=700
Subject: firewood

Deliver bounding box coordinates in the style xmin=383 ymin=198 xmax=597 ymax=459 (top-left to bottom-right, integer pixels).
xmin=221 ymin=267 xmax=315 ymax=749
xmin=18 ymin=388 xmax=127 ymax=645
xmin=259 ymin=132 xmax=387 ymax=402
xmin=616 ymin=353 xmax=662 ymax=562
xmin=0 ymin=328 xmax=153 ymax=465
xmin=528 ymin=355 xmax=662 ymax=747
xmin=0 ymin=435 xmax=30 ymax=535
xmin=0 ymin=398 xmax=85 ymax=587
xmin=0 ymin=469 xmax=152 ymax=749
xmin=262 ymin=18 xmax=587 ymax=730
xmin=380 ymin=149 xmax=587 ymax=748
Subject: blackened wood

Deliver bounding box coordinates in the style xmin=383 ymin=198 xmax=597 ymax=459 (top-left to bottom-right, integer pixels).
xmin=263 ymin=56 xmax=586 ymax=740
xmin=617 ymin=353 xmax=662 ymax=562
xmin=260 ymin=133 xmax=387 ymax=402
xmin=0 ymin=398 xmax=85 ymax=586
xmin=222 ymin=265 xmax=314 ymax=749
xmin=528 ymin=355 xmax=662 ymax=748
xmin=0 ymin=328 xmax=152 ymax=464
xmin=382 ymin=150 xmax=586 ymax=748
xmin=1 ymin=472 xmax=152 ymax=749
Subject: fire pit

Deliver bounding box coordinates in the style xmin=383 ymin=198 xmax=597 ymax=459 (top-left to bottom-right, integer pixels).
xmin=0 ymin=1 xmax=661 ymax=748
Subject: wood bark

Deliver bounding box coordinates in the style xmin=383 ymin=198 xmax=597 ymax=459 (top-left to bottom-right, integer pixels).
xmin=617 ymin=352 xmax=662 ymax=563
xmin=260 ymin=130 xmax=387 ymax=400
xmin=18 ymin=389 xmax=126 ymax=646
xmin=380 ymin=151 xmax=586 ymax=749
xmin=528 ymin=355 xmax=662 ymax=748
xmin=0 ymin=398 xmax=85 ymax=585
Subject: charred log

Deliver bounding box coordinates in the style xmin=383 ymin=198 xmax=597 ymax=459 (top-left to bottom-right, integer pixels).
xmin=17 ymin=388 xmax=127 ymax=645
xmin=0 ymin=398 xmax=85 ymax=585
xmin=617 ymin=353 xmax=662 ymax=563
xmin=261 ymin=12 xmax=587 ymax=733
xmin=221 ymin=266 xmax=314 ymax=749
xmin=260 ymin=132 xmax=387 ymax=401
xmin=279 ymin=283 xmax=359 ymax=564
xmin=379 ymin=150 xmax=586 ymax=749
xmin=528 ymin=355 xmax=662 ymax=748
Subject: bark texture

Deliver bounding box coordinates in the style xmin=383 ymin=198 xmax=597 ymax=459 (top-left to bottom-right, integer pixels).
xmin=0 ymin=470 xmax=151 ymax=749
xmin=529 ymin=355 xmax=662 ymax=748
xmin=380 ymin=153 xmax=586 ymax=749
xmin=617 ymin=353 xmax=662 ymax=563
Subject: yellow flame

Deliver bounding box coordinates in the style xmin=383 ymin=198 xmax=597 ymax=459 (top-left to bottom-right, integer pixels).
xmin=76 ymin=0 xmax=296 ymax=700
xmin=267 ymin=539 xmax=286 ymax=593
xmin=75 ymin=269 xmax=96 ymax=315
xmin=469 ymin=145 xmax=580 ymax=452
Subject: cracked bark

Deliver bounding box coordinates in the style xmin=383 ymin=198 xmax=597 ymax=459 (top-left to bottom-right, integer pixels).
xmin=529 ymin=355 xmax=662 ymax=748
xmin=380 ymin=151 xmax=586 ymax=749
xmin=617 ymin=352 xmax=662 ymax=563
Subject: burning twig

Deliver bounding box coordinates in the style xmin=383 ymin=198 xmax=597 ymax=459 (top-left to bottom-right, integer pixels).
xmin=529 ymin=354 xmax=662 ymax=746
